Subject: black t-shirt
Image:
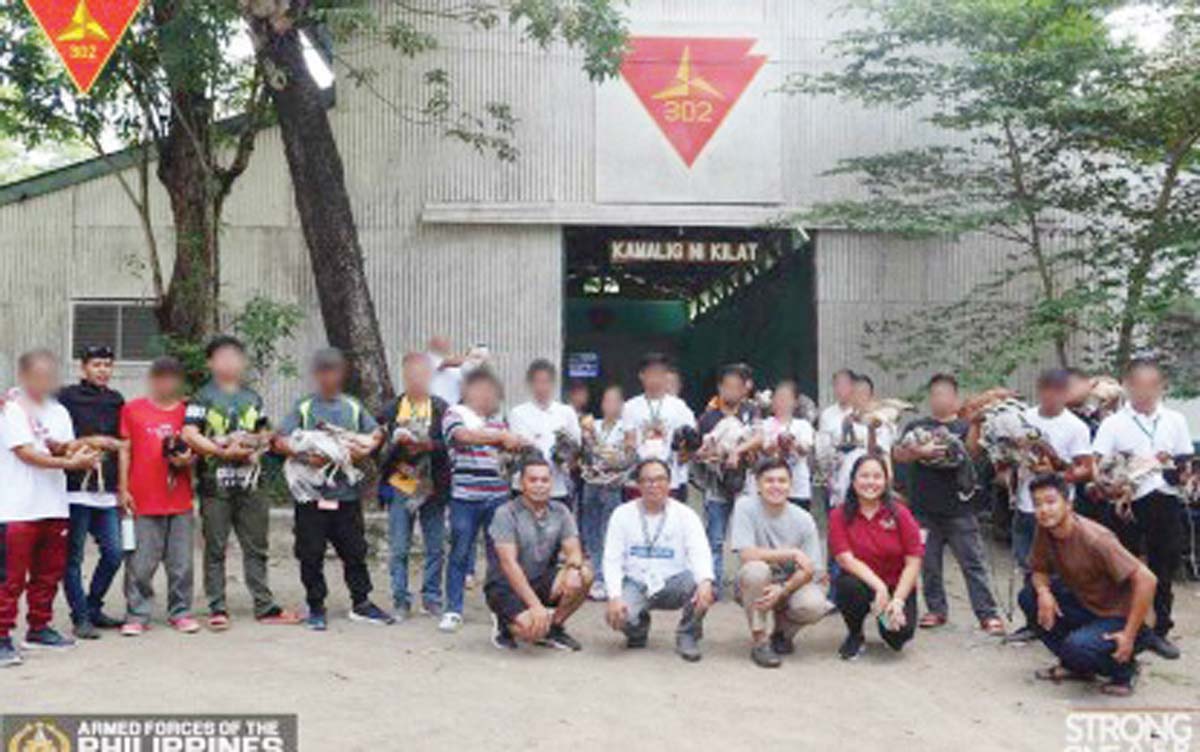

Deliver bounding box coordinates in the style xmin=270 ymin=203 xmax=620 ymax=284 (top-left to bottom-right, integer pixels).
xmin=902 ymin=416 xmax=970 ymax=518
xmin=57 ymin=381 xmax=124 ymax=493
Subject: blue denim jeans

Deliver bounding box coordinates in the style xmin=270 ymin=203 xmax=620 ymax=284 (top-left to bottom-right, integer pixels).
xmin=1011 ymin=509 xmax=1036 ymax=573
xmin=579 ymin=484 xmax=623 ymax=583
xmin=704 ymin=499 xmax=734 ymax=599
xmin=446 ymin=496 xmax=506 ymax=615
xmin=381 ymin=485 xmax=446 ymax=612
xmin=64 ymin=504 xmax=123 ymax=624
xmin=1018 ymin=580 xmax=1149 ymax=684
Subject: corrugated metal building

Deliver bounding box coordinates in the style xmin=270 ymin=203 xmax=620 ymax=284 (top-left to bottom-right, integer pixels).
xmin=0 ymin=0 xmax=1060 ymax=414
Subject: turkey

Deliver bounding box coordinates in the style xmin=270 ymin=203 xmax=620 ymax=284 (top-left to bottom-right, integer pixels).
xmin=896 ymin=423 xmax=976 ymax=500
xmin=696 ymin=414 xmax=756 ymax=501
xmin=1093 ymin=452 xmax=1173 ymax=521
xmin=1073 ymin=376 xmax=1125 ymax=424
xmin=283 ymin=422 xmax=377 ymax=503
xmin=579 ymin=418 xmax=636 ymax=486
xmin=212 ymin=430 xmax=273 ymax=490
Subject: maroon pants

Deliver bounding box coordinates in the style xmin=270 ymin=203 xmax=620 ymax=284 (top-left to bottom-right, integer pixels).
xmin=0 ymin=519 xmax=69 ymax=638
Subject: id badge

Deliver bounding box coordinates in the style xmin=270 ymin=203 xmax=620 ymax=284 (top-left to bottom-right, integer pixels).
xmin=317 ymin=499 xmax=339 ymax=511
xmin=644 ymin=570 xmax=665 ymax=598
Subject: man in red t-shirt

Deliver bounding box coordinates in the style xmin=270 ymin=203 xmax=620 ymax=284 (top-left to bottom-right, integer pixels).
xmin=118 ymin=357 xmax=198 ymax=635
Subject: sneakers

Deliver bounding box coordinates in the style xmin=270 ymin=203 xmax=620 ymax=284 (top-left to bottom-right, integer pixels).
xmin=121 ymin=622 xmax=147 ymax=637
xmin=350 ymin=601 xmax=396 ymax=626
xmin=491 ymin=614 xmax=518 ymax=650
xmin=91 ymin=612 xmax=124 ymax=629
xmin=0 ymin=638 xmax=22 ymax=667
xmin=73 ymin=620 xmax=100 ymax=640
xmin=170 ymin=616 xmax=201 ymax=634
xmin=751 ymin=643 xmax=782 ymax=669
xmin=1004 ymin=625 xmax=1038 ymax=645
xmin=438 ymin=612 xmax=464 ymax=633
xmin=675 ymin=632 xmax=702 ymax=663
xmin=306 ymin=609 xmax=328 ymax=632
xmin=770 ymin=631 xmax=795 ymax=656
xmin=22 ymin=627 xmax=76 ymax=651
xmin=418 ymin=601 xmax=442 ymax=618
xmin=1146 ymin=632 xmax=1182 ymax=660
xmin=256 ymin=606 xmax=302 ymax=626
xmin=838 ymin=632 xmax=865 ymax=661
xmin=207 ymin=612 xmax=231 ymax=632
xmin=540 ymin=624 xmax=582 ymax=652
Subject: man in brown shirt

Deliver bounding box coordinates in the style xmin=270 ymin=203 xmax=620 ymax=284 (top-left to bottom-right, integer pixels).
xmin=1018 ymin=474 xmax=1157 ymax=695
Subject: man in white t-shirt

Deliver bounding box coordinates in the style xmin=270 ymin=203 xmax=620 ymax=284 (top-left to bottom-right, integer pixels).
xmin=603 ymin=458 xmax=714 ymax=662
xmin=508 ymin=359 xmax=582 ymax=505
xmin=427 ymin=336 xmax=465 ymax=405
xmin=817 ymin=368 xmax=857 ymax=444
xmin=622 ymin=353 xmax=697 ymax=501
xmin=1092 ymin=360 xmax=1193 ymax=660
xmin=0 ymin=350 xmax=99 ymax=665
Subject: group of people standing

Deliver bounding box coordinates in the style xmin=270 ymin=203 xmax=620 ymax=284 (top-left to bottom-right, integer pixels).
xmin=0 ymin=337 xmax=1193 ymax=697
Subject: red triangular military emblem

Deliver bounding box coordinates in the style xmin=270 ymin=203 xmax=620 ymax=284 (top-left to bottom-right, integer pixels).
xmin=620 ymin=37 xmax=767 ymax=168
xmin=22 ymin=0 xmax=142 ymax=94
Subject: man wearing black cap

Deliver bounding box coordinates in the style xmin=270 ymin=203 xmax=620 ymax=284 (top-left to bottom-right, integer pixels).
xmin=1005 ymin=369 xmax=1093 ymax=644
xmin=274 ymin=348 xmax=392 ymax=630
xmin=56 ymin=345 xmax=128 ymax=639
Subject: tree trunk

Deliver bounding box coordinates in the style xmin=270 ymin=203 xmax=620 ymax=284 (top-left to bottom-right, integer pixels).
xmin=257 ymin=25 xmax=394 ymax=409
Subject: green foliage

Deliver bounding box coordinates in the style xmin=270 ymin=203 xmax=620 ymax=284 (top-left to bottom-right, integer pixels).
xmin=786 ymin=0 xmax=1200 ymax=390
xmin=232 ymin=295 xmax=306 ymax=384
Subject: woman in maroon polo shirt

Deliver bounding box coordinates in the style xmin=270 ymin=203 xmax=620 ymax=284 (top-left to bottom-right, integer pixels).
xmin=828 ymin=454 xmax=924 ymax=659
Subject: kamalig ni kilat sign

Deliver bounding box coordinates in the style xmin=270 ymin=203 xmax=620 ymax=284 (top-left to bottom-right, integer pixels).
xmin=22 ymin=0 xmax=143 ymax=94
xmin=619 ymin=37 xmax=767 ymax=168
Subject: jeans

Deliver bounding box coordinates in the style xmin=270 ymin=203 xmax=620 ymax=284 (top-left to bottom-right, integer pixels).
xmin=1018 ymin=581 xmax=1148 ymax=683
xmin=64 ymin=504 xmax=123 ymax=624
xmin=834 ymin=572 xmax=917 ymax=651
xmin=445 ymin=496 xmax=506 ymax=615
xmin=918 ymin=511 xmax=999 ymax=621
xmin=1111 ymin=491 xmax=1183 ymax=637
xmin=620 ymin=571 xmax=705 ymax=641
xmin=704 ymin=499 xmax=733 ymax=598
xmin=200 ymin=487 xmax=276 ymax=617
xmin=382 ymin=486 xmax=446 ymax=612
xmin=579 ymin=484 xmax=623 ymax=584
xmin=1011 ymin=509 xmax=1036 ymax=573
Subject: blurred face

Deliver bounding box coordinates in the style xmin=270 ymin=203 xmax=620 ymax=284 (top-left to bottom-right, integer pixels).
xmin=403 ymin=356 xmax=433 ymax=395
xmin=81 ymin=357 xmax=114 ymax=387
xmin=569 ymin=386 xmax=589 ymax=412
xmin=148 ymin=373 xmax=182 ymax=402
xmin=601 ymin=387 xmax=623 ymax=419
xmin=852 ymin=381 xmax=873 ymax=409
xmin=1065 ymin=373 xmax=1091 ymax=406
xmin=637 ymin=463 xmax=671 ymax=505
xmin=21 ymin=357 xmax=59 ymax=400
xmin=717 ymin=374 xmax=745 ymax=406
xmin=528 ymin=369 xmax=556 ymax=404
xmin=928 ymin=381 xmax=959 ymax=417
xmin=521 ymin=464 xmax=553 ymax=503
xmin=1125 ymin=365 xmax=1164 ymax=409
xmin=833 ymin=373 xmax=854 ymax=403
xmin=851 ymin=458 xmax=888 ymax=502
xmin=1032 ymin=485 xmax=1071 ymax=529
xmin=772 ymin=385 xmax=797 ymax=417
xmin=1036 ymin=383 xmax=1068 ymax=415
xmin=757 ymin=467 xmax=792 ymax=507
xmin=666 ymin=371 xmax=682 ymax=397
xmin=314 ymin=365 xmax=345 ymax=395
xmin=640 ymin=364 xmax=669 ymax=396
xmin=208 ymin=346 xmax=246 ymax=383
xmin=465 ymin=379 xmax=499 ymax=414
xmin=428 ymin=336 xmax=451 ymax=356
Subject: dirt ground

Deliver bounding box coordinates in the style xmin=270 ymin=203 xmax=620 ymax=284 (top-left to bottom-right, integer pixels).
xmin=3 ymin=511 xmax=1198 ymax=751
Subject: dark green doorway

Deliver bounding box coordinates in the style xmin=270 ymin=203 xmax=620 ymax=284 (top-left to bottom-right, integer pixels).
xmin=563 ymin=225 xmax=817 ymax=411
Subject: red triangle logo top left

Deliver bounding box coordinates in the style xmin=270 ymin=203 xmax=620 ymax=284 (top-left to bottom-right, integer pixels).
xmin=22 ymin=0 xmax=143 ymax=94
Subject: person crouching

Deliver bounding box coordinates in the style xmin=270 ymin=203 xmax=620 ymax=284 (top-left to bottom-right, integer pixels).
xmin=485 ymin=458 xmax=591 ymax=651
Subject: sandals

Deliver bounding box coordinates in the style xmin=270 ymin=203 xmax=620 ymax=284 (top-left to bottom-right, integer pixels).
xmin=1099 ymin=679 xmax=1135 ymax=697
xmin=1035 ymin=665 xmax=1093 ymax=683
xmin=980 ymin=617 xmax=1006 ymax=636
xmin=918 ymin=613 xmax=947 ymax=629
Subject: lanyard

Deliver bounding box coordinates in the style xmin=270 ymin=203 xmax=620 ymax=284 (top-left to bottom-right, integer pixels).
xmin=598 ymin=419 xmax=619 ymax=446
xmin=638 ymin=502 xmax=668 ymax=550
xmin=646 ymin=397 xmax=664 ymax=427
xmin=1132 ymin=413 xmax=1159 ymax=444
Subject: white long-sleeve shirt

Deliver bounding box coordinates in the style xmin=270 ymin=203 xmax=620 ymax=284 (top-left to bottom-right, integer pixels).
xmin=603 ymin=498 xmax=713 ymax=599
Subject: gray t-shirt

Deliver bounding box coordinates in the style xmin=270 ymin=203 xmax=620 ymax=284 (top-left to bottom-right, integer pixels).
xmin=730 ymin=496 xmax=824 ymax=577
xmin=486 ymin=498 xmax=579 ymax=587
xmin=279 ymin=393 xmax=378 ymax=501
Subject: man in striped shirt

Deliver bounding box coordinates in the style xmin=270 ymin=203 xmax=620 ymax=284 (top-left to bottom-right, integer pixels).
xmin=439 ymin=368 xmax=529 ymax=632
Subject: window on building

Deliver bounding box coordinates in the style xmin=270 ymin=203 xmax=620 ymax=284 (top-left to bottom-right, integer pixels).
xmin=71 ymin=300 xmax=161 ymax=361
